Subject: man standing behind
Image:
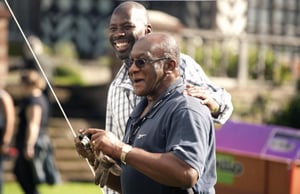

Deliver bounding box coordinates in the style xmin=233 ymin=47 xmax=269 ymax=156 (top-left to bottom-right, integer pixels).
xmin=81 ymin=32 xmax=217 ymax=194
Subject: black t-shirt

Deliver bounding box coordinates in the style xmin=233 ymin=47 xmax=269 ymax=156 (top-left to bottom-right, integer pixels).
xmin=16 ymin=94 xmax=49 ymax=149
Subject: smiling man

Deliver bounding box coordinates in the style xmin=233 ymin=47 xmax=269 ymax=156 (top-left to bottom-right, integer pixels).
xmin=108 ymin=3 xmax=150 ymax=60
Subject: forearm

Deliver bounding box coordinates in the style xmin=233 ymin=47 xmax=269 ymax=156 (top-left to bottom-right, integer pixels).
xmin=3 ymin=116 xmax=15 ymax=146
xmin=85 ymin=128 xmax=198 ymax=189
xmin=2 ymin=95 xmax=15 ymax=145
xmin=25 ymin=105 xmax=42 ymax=147
xmin=3 ymin=124 xmax=14 ymax=146
xmin=26 ymin=124 xmax=39 ymax=147
xmin=124 ymin=148 xmax=198 ymax=188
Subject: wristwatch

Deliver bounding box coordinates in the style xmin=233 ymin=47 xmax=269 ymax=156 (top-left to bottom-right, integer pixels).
xmin=120 ymin=144 xmax=132 ymax=164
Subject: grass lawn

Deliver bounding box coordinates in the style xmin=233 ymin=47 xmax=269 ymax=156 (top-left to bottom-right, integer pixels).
xmin=3 ymin=181 xmax=103 ymax=194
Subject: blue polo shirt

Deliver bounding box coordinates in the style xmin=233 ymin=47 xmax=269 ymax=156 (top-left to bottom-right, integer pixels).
xmin=121 ymin=79 xmax=217 ymax=194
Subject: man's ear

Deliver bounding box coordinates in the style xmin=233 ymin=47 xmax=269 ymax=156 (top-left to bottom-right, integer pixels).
xmin=164 ymin=59 xmax=176 ymax=73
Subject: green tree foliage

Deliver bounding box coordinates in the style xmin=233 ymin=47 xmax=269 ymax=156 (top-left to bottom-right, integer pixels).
xmin=268 ymin=79 xmax=300 ymax=129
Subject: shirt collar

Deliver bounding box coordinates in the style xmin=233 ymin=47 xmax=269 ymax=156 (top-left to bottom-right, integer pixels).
xmin=130 ymin=79 xmax=185 ymax=120
xmin=113 ymin=63 xmax=133 ymax=90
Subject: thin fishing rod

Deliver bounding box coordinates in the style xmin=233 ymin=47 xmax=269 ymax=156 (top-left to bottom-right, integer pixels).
xmin=4 ymin=0 xmax=76 ymax=137
xmin=3 ymin=0 xmax=96 ymax=176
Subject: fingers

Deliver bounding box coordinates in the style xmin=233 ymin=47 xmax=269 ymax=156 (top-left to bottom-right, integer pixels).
xmin=184 ymin=84 xmax=220 ymax=113
xmin=74 ymin=134 xmax=94 ymax=159
xmin=79 ymin=128 xmax=122 ymax=159
xmin=76 ymin=128 xmax=102 ymax=149
xmin=200 ymin=98 xmax=210 ymax=105
xmin=185 ymin=86 xmax=209 ymax=101
xmin=87 ymin=130 xmax=110 ymax=155
xmin=83 ymin=128 xmax=105 ymax=135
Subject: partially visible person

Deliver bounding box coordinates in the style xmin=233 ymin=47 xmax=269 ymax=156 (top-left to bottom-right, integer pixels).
xmin=78 ymin=32 xmax=217 ymax=194
xmin=13 ymin=70 xmax=61 ymax=194
xmin=0 ymin=89 xmax=15 ymax=194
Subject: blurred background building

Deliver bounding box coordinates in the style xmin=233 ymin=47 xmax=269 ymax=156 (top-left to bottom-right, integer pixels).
xmin=5 ymin=0 xmax=300 ymax=88
xmin=6 ymin=0 xmax=300 ymax=56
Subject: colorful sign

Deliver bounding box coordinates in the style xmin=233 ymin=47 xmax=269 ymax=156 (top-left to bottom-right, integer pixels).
xmin=216 ymin=153 xmax=243 ymax=184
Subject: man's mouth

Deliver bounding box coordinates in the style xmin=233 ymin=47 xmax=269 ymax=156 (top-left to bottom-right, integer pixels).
xmin=132 ymin=78 xmax=144 ymax=87
xmin=114 ymin=40 xmax=130 ymax=51
xmin=133 ymin=78 xmax=143 ymax=84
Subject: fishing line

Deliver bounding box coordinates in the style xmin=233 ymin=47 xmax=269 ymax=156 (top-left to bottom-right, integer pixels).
xmin=4 ymin=0 xmax=95 ymax=176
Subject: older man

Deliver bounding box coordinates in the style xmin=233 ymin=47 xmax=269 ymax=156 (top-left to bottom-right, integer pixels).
xmin=80 ymin=32 xmax=217 ymax=194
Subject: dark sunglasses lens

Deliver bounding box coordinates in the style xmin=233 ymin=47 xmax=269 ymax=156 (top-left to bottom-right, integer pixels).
xmin=126 ymin=59 xmax=146 ymax=69
xmin=135 ymin=59 xmax=146 ymax=68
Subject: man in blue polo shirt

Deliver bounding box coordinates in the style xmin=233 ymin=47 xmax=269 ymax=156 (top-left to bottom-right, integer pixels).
xmin=81 ymin=32 xmax=216 ymax=194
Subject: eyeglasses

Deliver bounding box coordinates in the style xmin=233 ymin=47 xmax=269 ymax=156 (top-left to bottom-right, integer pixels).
xmin=125 ymin=57 xmax=169 ymax=69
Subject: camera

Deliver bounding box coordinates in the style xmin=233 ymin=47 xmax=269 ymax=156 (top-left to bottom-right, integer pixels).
xmin=78 ymin=133 xmax=92 ymax=149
